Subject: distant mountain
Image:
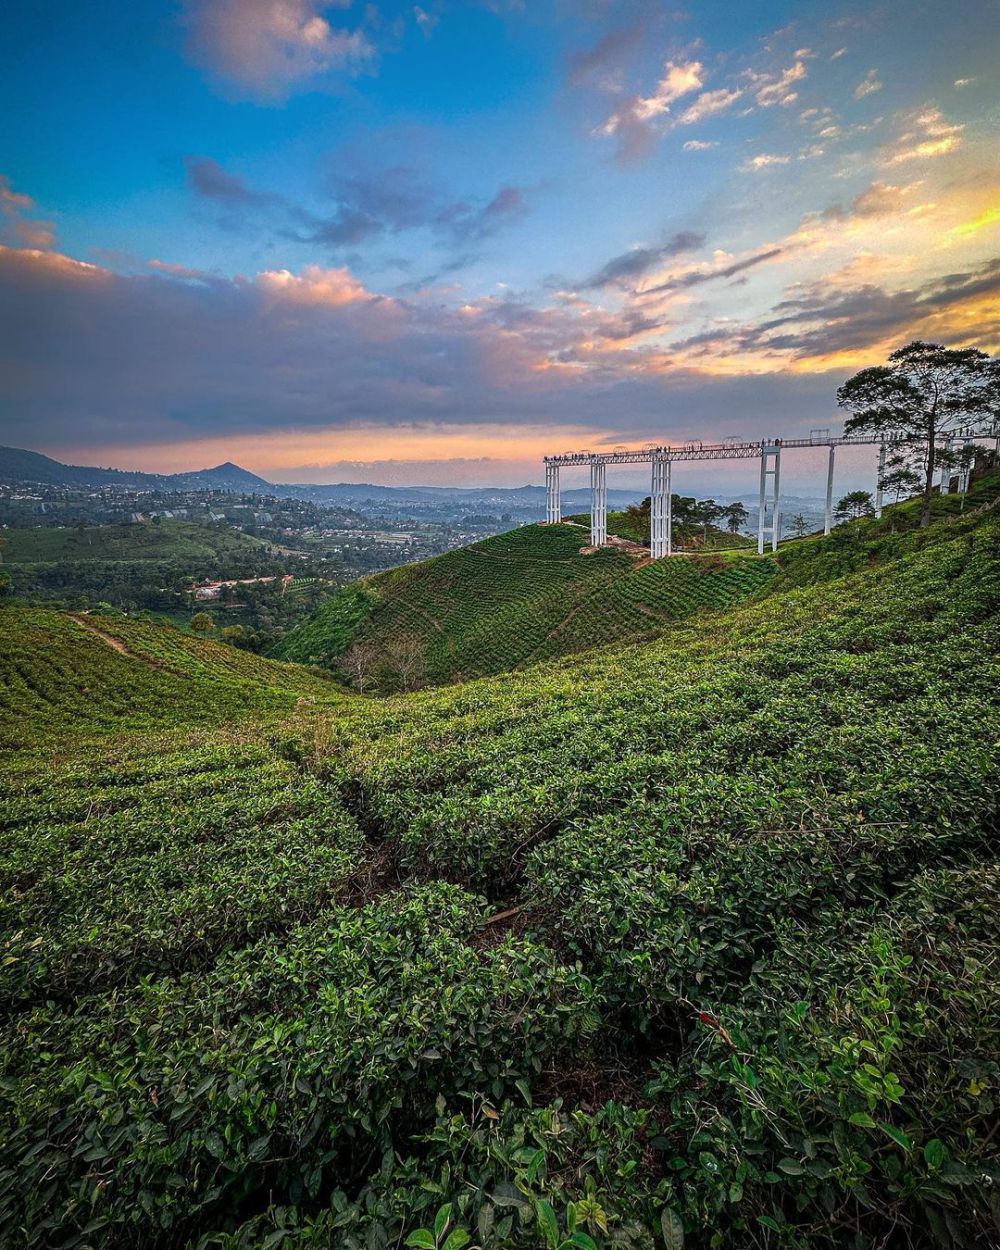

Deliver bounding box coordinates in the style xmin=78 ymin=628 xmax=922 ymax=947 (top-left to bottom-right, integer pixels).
xmin=0 ymin=445 xmax=646 ymax=506
xmin=0 ymin=446 xmax=272 ymax=493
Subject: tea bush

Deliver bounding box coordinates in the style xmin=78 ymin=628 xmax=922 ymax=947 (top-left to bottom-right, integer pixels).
xmin=1 ymin=490 xmax=998 ymax=1249
xmin=273 ymin=523 xmax=775 ymax=685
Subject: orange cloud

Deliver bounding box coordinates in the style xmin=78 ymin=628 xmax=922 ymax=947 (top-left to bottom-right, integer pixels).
xmin=255 ymin=264 xmax=375 ymax=306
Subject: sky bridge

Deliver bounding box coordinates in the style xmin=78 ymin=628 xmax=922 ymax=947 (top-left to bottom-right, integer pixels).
xmin=543 ymin=429 xmax=996 ymax=556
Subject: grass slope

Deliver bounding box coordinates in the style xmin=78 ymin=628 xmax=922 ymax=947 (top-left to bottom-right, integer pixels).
xmin=274 ymin=522 xmax=775 ymax=683
xmin=1 ymin=497 xmax=999 ymax=1249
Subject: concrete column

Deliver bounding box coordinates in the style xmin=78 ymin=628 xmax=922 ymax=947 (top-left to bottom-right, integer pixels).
xmin=650 ymin=457 xmax=669 ymax=558
xmin=939 ymin=439 xmax=953 ymax=494
xmin=824 ymin=444 xmax=836 ymax=535
xmin=666 ymin=459 xmax=673 ymax=556
xmin=874 ymin=442 xmax=886 ymax=519
xmin=958 ymin=444 xmax=972 ymax=494
xmin=590 ymin=460 xmax=607 ymax=547
xmin=758 ymin=443 xmax=781 ymax=554
xmin=545 ymin=463 xmax=561 ymax=523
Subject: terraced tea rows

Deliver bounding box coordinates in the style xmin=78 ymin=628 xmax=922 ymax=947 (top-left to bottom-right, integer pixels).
xmin=275 ymin=523 xmax=776 ymax=685
xmin=0 ymin=608 xmax=339 ymax=749
xmin=2 ymin=493 xmax=999 ymax=1249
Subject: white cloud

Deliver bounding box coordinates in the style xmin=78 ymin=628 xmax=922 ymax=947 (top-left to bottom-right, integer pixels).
xmin=596 ymin=59 xmax=705 ymax=159
xmin=740 ymin=153 xmax=791 ymax=171
xmin=954 ymin=77 xmax=977 ymax=89
xmin=854 ymin=69 xmax=883 ymax=100
xmin=752 ymin=59 xmax=808 ymax=108
xmin=683 ymin=139 xmax=719 ymax=151
xmin=414 ymin=6 xmax=438 ymax=37
xmin=632 ymin=59 xmax=705 ymax=122
xmin=677 ymin=87 xmax=743 ymax=125
xmin=830 ymin=47 xmax=847 ymax=60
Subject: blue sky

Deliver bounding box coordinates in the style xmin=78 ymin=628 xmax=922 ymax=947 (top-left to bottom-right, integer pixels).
xmin=0 ymin=0 xmax=997 ymax=488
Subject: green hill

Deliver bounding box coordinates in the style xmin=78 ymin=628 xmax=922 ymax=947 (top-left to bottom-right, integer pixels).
xmin=0 ymin=606 xmax=338 ymax=751
xmin=0 ymin=519 xmax=293 ymax=616
xmin=1 ymin=495 xmax=999 ymax=1250
xmin=273 ymin=522 xmax=776 ymax=685
xmin=1 ymin=518 xmax=272 ymax=563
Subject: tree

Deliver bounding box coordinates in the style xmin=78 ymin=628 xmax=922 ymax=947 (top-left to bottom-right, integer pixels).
xmin=790 ymin=512 xmax=809 ymax=538
xmin=220 ymin=624 xmax=248 ymax=646
xmin=384 ymin=634 xmax=426 ymax=693
xmin=837 ymin=341 xmax=999 ymax=527
xmin=190 ymin=611 xmax=215 ymax=633
xmin=879 ymin=449 xmax=923 ymax=505
xmin=340 ymin=639 xmax=382 ymax=694
xmin=722 ymin=502 xmax=748 ymax=534
xmin=835 ymin=490 xmax=875 ymax=521
xmin=694 ymin=499 xmax=723 ymax=541
xmin=624 ymin=497 xmax=651 ymax=544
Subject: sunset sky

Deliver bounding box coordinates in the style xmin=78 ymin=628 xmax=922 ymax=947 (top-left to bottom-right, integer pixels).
xmin=1 ymin=0 xmax=998 ymax=489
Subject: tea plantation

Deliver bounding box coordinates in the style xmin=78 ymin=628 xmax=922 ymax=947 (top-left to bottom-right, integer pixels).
xmin=273 ymin=522 xmax=777 ymax=685
xmin=1 ymin=491 xmax=999 ymax=1250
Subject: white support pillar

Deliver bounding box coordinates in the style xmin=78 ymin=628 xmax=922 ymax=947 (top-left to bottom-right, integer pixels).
xmin=757 ymin=443 xmax=782 ymax=554
xmin=650 ymin=457 xmax=672 ymax=558
xmin=666 ymin=461 xmax=673 ymax=556
xmin=874 ymin=442 xmax=886 ymax=519
xmin=939 ymin=438 xmax=953 ymax=494
xmin=590 ymin=460 xmax=607 ymax=547
xmin=824 ymin=444 xmax=836 ymax=535
xmin=958 ymin=444 xmax=972 ymax=495
xmin=545 ymin=463 xmax=561 ymax=523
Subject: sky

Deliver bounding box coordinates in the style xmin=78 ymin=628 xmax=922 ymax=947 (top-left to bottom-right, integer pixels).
xmin=0 ymin=0 xmax=998 ymax=491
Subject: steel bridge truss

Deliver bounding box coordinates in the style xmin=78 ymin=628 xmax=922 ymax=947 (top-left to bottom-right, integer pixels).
xmin=543 ymin=430 xmax=994 ymax=556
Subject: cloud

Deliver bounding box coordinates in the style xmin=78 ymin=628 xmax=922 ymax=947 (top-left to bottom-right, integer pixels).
xmin=413 ymin=6 xmax=439 ymax=37
xmin=850 ymin=181 xmax=910 ymax=217
xmin=185 ymin=156 xmax=277 ymax=206
xmin=180 ymin=0 xmax=373 ymax=102
xmin=0 ymin=175 xmax=56 ymax=249
xmin=821 ymin=181 xmax=916 ymax=222
xmin=256 ymin=263 xmax=373 ymax=305
xmin=148 ymin=259 xmax=213 ymax=280
xmin=596 ymin=58 xmax=704 ymax=160
xmin=740 ymin=153 xmax=791 ymax=172
xmin=677 ymin=87 xmax=743 ymax=126
xmin=884 ymin=106 xmax=964 ymax=165
xmin=947 ymin=208 xmax=1000 ymax=241
xmin=953 ymin=77 xmax=977 ymax=89
xmin=750 ymin=59 xmax=808 ymax=108
xmin=3 ymin=232 xmax=996 ymax=469
xmin=683 ymin=139 xmax=718 ymax=152
xmin=435 ymin=185 xmax=529 ymax=242
xmin=184 ymin=156 xmax=528 ymax=254
xmin=580 ymin=230 xmax=705 ymax=289
xmin=685 ymin=255 xmax=1000 ymax=366
xmin=568 ymin=22 xmax=645 ymax=88
xmin=642 ymin=245 xmax=787 ymax=294
xmin=854 ymin=69 xmax=882 ymax=100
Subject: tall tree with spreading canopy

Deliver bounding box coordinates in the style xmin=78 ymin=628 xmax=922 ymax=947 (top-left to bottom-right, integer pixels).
xmin=837 ymin=341 xmax=999 ymax=527
xmin=723 ymin=502 xmax=749 ymax=534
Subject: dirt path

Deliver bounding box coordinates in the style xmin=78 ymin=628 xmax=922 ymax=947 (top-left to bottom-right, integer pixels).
xmin=69 ymin=614 xmax=132 ymax=656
